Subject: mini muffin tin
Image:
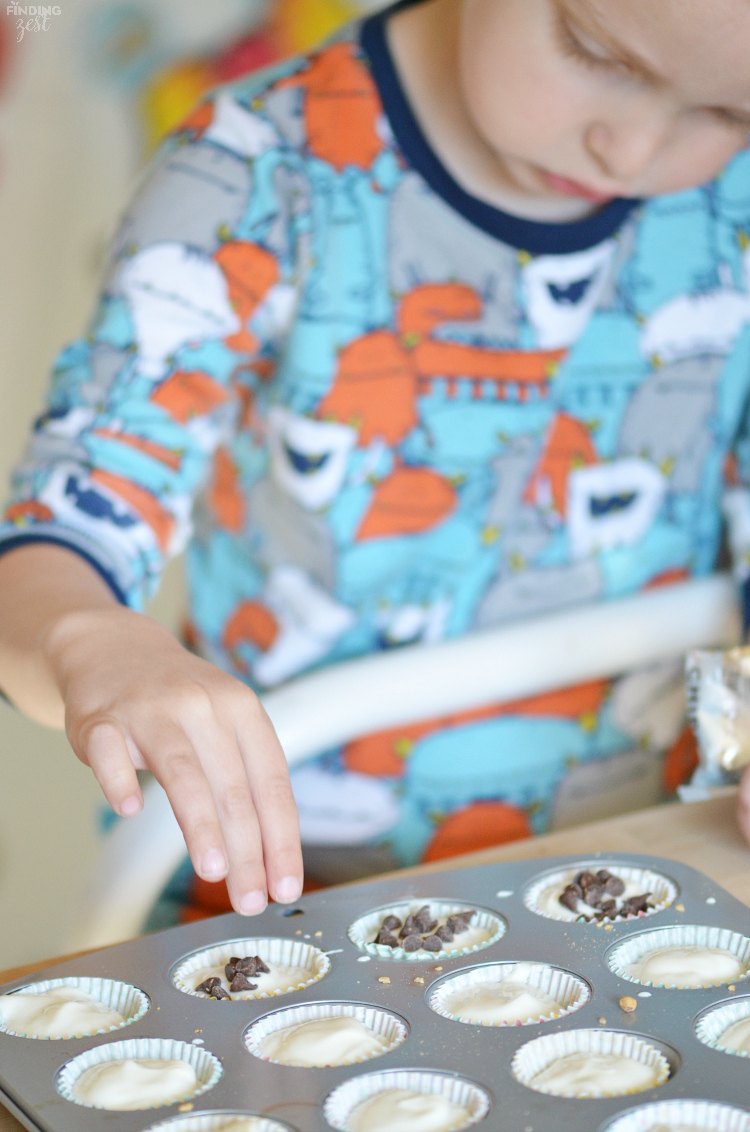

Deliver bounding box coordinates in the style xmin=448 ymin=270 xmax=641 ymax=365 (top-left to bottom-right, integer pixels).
xmin=1 ymin=853 xmax=749 ymax=1132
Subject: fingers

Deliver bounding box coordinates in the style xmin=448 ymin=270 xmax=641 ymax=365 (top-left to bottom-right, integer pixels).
xmin=739 ymin=766 xmax=750 ymax=846
xmin=76 ymin=719 xmax=143 ymax=818
xmin=238 ymin=700 xmax=303 ymax=906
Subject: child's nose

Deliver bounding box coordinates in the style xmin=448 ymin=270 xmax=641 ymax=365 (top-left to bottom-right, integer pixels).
xmin=584 ymin=116 xmax=670 ymax=184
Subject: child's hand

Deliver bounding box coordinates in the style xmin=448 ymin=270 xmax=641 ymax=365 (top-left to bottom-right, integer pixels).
xmin=43 ymin=605 xmax=303 ymax=914
xmin=739 ymin=767 xmax=750 ymax=848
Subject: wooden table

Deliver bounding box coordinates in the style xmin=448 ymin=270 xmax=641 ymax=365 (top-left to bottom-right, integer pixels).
xmin=2 ymin=791 xmax=749 ymax=1132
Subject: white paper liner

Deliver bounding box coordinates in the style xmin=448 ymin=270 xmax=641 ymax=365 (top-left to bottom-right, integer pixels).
xmin=56 ymin=1037 xmax=222 ymax=1110
xmin=695 ymin=996 xmax=750 ymax=1057
xmin=607 ymin=925 xmax=750 ymax=988
xmin=171 ymin=938 xmax=331 ymax=1001
xmin=0 ymin=976 xmax=149 ymax=1039
xmin=603 ymin=1099 xmax=750 ymax=1132
xmin=524 ymin=862 xmax=677 ymax=924
xmin=244 ymin=1001 xmax=408 ymax=1067
xmin=428 ymin=962 xmax=590 ymax=1027
xmin=511 ymin=1029 xmax=670 ymax=1098
xmin=347 ymin=901 xmax=504 ymax=962
xmin=323 ymin=1069 xmax=490 ymax=1131
xmin=144 ymin=1114 xmax=295 ymax=1132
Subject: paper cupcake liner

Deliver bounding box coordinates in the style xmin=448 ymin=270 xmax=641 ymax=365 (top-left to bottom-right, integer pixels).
xmin=144 ymin=1114 xmax=297 ymax=1132
xmin=56 ymin=1037 xmax=222 ymax=1110
xmin=171 ymin=938 xmax=330 ymax=1001
xmin=695 ymin=996 xmax=750 ymax=1057
xmin=524 ymin=862 xmax=677 ymax=924
xmin=0 ymin=976 xmax=149 ymax=1039
xmin=607 ymin=925 xmax=750 ymax=988
xmin=511 ymin=1029 xmax=670 ymax=1098
xmin=323 ymin=1069 xmax=490 ymax=1131
xmin=603 ymin=1099 xmax=750 ymax=1132
xmin=244 ymin=1000 xmax=408 ymax=1067
xmin=428 ymin=962 xmax=590 ymax=1027
xmin=348 ymin=900 xmax=505 ymax=962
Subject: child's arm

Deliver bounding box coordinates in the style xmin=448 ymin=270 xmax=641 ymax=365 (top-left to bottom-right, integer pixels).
xmin=0 ymin=542 xmax=303 ymax=913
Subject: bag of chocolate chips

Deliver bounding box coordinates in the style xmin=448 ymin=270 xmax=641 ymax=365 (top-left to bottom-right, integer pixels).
xmin=687 ymin=646 xmax=750 ymax=774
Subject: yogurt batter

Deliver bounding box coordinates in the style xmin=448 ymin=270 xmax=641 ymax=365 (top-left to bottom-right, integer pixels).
xmin=530 ymin=1051 xmax=662 ymax=1097
xmin=718 ymin=1014 xmax=750 ymax=1054
xmin=347 ymin=1088 xmax=471 ymax=1132
xmin=0 ymin=986 xmax=125 ymax=1038
xmin=258 ymin=1015 xmax=389 ymax=1066
xmin=71 ymin=1057 xmax=200 ymax=1110
xmin=191 ymin=961 xmax=312 ymax=999
xmin=626 ymin=946 xmax=742 ymax=988
xmin=534 ymin=870 xmax=653 ymax=922
xmin=442 ymin=977 xmax=561 ymax=1025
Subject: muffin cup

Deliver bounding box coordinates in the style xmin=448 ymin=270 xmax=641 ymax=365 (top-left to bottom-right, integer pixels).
xmin=428 ymin=962 xmax=590 ymax=1026
xmin=171 ymin=938 xmax=330 ymax=1000
xmin=323 ymin=1068 xmax=490 ymax=1131
xmin=603 ymin=1099 xmax=750 ymax=1132
xmin=524 ymin=862 xmax=677 ymax=924
xmin=695 ymin=996 xmax=750 ymax=1057
xmin=511 ymin=1029 xmax=670 ymax=1098
xmin=0 ymin=976 xmax=149 ymax=1039
xmin=244 ymin=1001 xmax=407 ymax=1067
xmin=347 ymin=901 xmax=505 ymax=962
xmin=56 ymin=1037 xmax=222 ymax=1110
xmin=607 ymin=925 xmax=750 ymax=988
xmin=144 ymin=1114 xmax=297 ymax=1132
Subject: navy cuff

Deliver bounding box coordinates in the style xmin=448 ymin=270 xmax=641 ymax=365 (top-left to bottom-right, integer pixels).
xmin=0 ymin=533 xmax=128 ymax=606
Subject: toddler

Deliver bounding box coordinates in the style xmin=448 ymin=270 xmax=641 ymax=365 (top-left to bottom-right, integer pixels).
xmin=1 ymin=0 xmax=750 ymax=918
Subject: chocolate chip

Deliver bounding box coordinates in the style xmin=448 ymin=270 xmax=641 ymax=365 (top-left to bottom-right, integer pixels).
xmin=229 ymin=957 xmax=241 ymax=966
xmin=196 ymin=977 xmax=221 ymax=995
xmin=436 ymin=924 xmax=454 ymax=943
xmin=620 ymin=893 xmax=652 ymax=916
xmin=230 ymin=973 xmax=256 ymax=993
xmin=224 ymin=964 xmax=237 ymax=983
xmin=422 ymin=934 xmax=444 ymax=952
xmin=236 ymin=955 xmax=269 ymax=976
xmin=596 ymin=869 xmax=612 ymax=883
xmin=559 ymin=883 xmax=583 ymax=911
xmin=582 ymin=883 xmax=606 ymax=907
xmin=382 ymin=915 xmax=401 ymax=932
xmin=211 ymin=984 xmax=231 ymax=1000
xmin=575 ymin=871 xmax=597 ymax=889
xmin=446 ymin=913 xmax=473 ymax=934
xmin=402 ymin=934 xmax=423 ymax=952
xmin=414 ymin=905 xmax=438 ymax=934
xmin=399 ymin=914 xmax=419 ymax=939
xmin=376 ymin=929 xmax=399 ymax=947
xmin=605 ymin=875 xmax=626 ymax=897
xmin=599 ymin=899 xmax=617 ymax=918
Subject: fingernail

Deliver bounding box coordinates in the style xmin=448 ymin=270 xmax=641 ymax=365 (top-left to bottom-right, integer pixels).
xmin=275 ymin=875 xmax=302 ymax=903
xmin=120 ymin=795 xmax=142 ymax=817
xmin=200 ymin=849 xmax=227 ymax=879
xmin=239 ymin=890 xmax=267 ymax=916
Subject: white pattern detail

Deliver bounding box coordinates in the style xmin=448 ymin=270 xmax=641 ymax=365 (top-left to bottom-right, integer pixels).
xmin=567 ymin=458 xmax=666 ymax=560
xmin=522 ymin=241 xmax=616 ymax=349
xmin=269 ymin=406 xmax=357 ymax=510
xmin=290 ymin=764 xmax=400 ymax=845
xmin=204 ymin=92 xmax=281 ymax=158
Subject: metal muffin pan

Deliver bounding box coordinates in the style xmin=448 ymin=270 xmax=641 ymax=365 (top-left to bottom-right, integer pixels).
xmin=1 ymin=853 xmax=749 ymax=1131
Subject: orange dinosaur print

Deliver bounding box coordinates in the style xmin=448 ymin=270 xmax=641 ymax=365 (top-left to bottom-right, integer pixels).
xmin=210 ymin=447 xmax=245 ymax=533
xmin=151 ymin=369 xmax=230 ymax=423
xmin=214 ymin=240 xmax=279 ymax=354
xmin=414 ymin=341 xmax=566 ymax=399
xmin=663 ymin=724 xmax=700 ymax=794
xmin=357 ymin=465 xmax=457 ymax=540
xmin=92 ymin=429 xmax=182 ymax=472
xmin=644 ymin=567 xmax=691 ymax=590
xmin=276 ymin=43 xmax=383 ymax=172
xmin=91 ymin=469 xmax=175 ymax=553
xmin=397 ymin=283 xmax=481 ymax=340
xmin=524 ymin=412 xmax=598 ymax=516
xmin=422 ymin=801 xmax=532 ymax=863
xmin=344 ymin=680 xmax=609 ymax=778
xmin=5 ymin=500 xmax=54 ymax=524
xmin=318 ymin=331 xmax=417 ymax=445
xmin=223 ymin=599 xmax=279 ymax=653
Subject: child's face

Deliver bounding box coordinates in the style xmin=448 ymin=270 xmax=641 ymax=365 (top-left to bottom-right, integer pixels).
xmin=459 ymin=0 xmax=750 ymax=203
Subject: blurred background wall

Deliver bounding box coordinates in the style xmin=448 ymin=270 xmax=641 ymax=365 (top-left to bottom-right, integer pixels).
xmin=0 ymin=0 xmax=376 ymax=968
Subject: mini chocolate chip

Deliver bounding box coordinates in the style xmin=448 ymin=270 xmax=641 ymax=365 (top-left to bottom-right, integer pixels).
xmin=211 ymin=984 xmax=231 ymax=1000
xmin=436 ymin=924 xmax=454 ymax=942
xmin=596 ymin=869 xmax=612 ymax=883
xmin=224 ymin=964 xmax=237 ymax=983
xmin=575 ymin=871 xmax=597 ymax=889
xmin=599 ymin=899 xmax=617 ymax=918
xmin=230 ymin=973 xmax=256 ymax=993
xmin=621 ymin=893 xmax=652 ymax=916
xmin=382 ymin=915 xmax=401 ymax=932
xmin=559 ymin=884 xmax=582 ymax=911
xmin=414 ymin=906 xmax=438 ymax=934
xmin=402 ymin=934 xmax=423 ymax=952
xmin=196 ymin=977 xmax=220 ymax=994
xmin=445 ymin=914 xmax=470 ymax=935
xmin=582 ymin=883 xmax=606 ymax=907
xmin=399 ymin=915 xmax=419 ymax=939
xmin=605 ymin=875 xmax=626 ymax=897
xmin=376 ymin=929 xmax=399 ymax=947
xmin=229 ymin=957 xmax=241 ymax=966
xmin=422 ymin=934 xmax=443 ymax=952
